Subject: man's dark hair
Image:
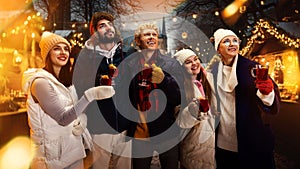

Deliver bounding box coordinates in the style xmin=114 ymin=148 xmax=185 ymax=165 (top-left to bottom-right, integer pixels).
xmin=90 ymin=12 xmax=115 ymax=35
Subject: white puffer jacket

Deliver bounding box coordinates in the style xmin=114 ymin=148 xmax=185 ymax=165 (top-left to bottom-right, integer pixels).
xmin=177 ymin=72 xmax=218 ymax=169
xmin=22 ymin=68 xmax=86 ymax=169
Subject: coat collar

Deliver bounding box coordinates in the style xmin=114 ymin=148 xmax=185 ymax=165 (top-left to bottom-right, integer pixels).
xmin=126 ymin=49 xmax=164 ymax=67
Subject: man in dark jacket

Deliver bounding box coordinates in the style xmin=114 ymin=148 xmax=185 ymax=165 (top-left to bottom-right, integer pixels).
xmin=73 ymin=12 xmax=130 ymax=169
xmin=115 ymin=23 xmax=184 ymax=169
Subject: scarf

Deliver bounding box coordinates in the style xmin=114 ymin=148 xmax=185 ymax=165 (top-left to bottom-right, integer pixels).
xmin=137 ymin=54 xmax=158 ymax=112
xmin=134 ymin=52 xmax=160 ymax=139
xmin=194 ymin=79 xmax=205 ymax=97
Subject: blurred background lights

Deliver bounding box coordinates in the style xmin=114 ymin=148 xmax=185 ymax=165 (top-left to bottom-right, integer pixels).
xmin=0 ymin=136 xmax=34 ymax=169
xmin=181 ymin=32 xmax=187 ymax=39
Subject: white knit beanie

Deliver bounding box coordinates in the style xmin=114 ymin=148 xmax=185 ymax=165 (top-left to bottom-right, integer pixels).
xmin=39 ymin=31 xmax=71 ymax=62
xmin=213 ymin=28 xmax=238 ymax=51
xmin=174 ymin=49 xmax=197 ymax=65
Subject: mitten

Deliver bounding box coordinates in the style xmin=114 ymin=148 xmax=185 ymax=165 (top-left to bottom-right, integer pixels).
xmin=188 ymin=101 xmax=199 ymax=118
xmin=151 ymin=64 xmax=164 ymax=84
xmin=72 ymin=114 xmax=87 ymax=136
xmin=84 ymin=86 xmax=115 ymax=102
xmin=256 ymin=78 xmax=274 ymax=95
xmin=197 ymin=112 xmax=209 ymax=121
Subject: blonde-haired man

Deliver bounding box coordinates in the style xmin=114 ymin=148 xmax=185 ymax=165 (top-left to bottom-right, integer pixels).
xmin=116 ymin=23 xmax=184 ymax=169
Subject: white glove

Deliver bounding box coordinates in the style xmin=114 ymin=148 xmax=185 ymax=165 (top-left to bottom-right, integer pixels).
xmin=197 ymin=112 xmax=210 ymax=121
xmin=84 ymin=86 xmax=115 ymax=102
xmin=72 ymin=114 xmax=87 ymax=136
xmin=188 ymin=101 xmax=199 ymax=118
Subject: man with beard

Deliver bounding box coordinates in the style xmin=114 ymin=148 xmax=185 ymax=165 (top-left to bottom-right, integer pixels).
xmin=73 ymin=12 xmax=131 ymax=169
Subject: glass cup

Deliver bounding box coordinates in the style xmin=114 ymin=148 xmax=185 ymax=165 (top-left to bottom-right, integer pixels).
xmin=108 ymin=64 xmax=118 ymax=78
xmin=251 ymin=64 xmax=269 ymax=80
xmin=196 ymin=97 xmax=209 ymax=112
xmin=139 ymin=64 xmax=152 ymax=87
xmin=108 ymin=64 xmax=118 ymax=86
xmin=100 ymin=75 xmax=112 ymax=86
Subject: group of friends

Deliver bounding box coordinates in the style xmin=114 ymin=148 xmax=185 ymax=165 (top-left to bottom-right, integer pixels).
xmin=21 ymin=11 xmax=281 ymax=169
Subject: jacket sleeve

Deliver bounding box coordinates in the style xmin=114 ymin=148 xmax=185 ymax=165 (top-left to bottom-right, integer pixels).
xmin=31 ymin=78 xmax=91 ymax=126
xmin=176 ymin=105 xmax=199 ymax=128
xmin=157 ymin=59 xmax=184 ymax=107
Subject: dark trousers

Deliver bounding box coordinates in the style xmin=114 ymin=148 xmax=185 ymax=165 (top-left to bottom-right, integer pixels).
xmin=132 ymin=139 xmax=179 ymax=169
xmin=216 ymin=147 xmax=239 ymax=169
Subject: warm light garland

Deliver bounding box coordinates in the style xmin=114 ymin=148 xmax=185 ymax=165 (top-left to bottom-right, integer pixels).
xmin=69 ymin=32 xmax=85 ymax=48
xmin=0 ymin=12 xmax=44 ymax=43
xmin=240 ymin=19 xmax=300 ymax=56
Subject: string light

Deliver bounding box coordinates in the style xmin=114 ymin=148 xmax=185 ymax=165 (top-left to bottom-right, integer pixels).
xmin=0 ymin=12 xmax=44 ymax=42
xmin=69 ymin=32 xmax=84 ymax=48
xmin=240 ymin=19 xmax=300 ymax=56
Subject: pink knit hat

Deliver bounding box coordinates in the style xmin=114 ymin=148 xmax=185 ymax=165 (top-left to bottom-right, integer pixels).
xmin=39 ymin=31 xmax=71 ymax=62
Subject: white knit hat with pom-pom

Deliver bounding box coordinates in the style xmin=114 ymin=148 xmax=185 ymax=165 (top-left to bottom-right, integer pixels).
xmin=39 ymin=31 xmax=71 ymax=62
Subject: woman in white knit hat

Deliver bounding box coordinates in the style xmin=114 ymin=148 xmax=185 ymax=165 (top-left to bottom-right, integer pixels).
xmin=208 ymin=28 xmax=281 ymax=169
xmin=174 ymin=48 xmax=218 ymax=169
xmin=22 ymin=31 xmax=115 ymax=169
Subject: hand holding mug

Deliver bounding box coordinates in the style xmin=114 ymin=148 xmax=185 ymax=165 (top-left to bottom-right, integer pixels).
xmin=256 ymin=78 xmax=274 ymax=95
xmin=251 ymin=64 xmax=274 ymax=95
xmin=188 ymin=101 xmax=199 ymax=118
xmin=151 ymin=63 xmax=164 ymax=84
xmin=197 ymin=97 xmax=209 ymax=112
xmin=188 ymin=97 xmax=209 ymax=120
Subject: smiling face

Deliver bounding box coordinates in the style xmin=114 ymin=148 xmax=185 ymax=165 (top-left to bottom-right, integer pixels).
xmin=49 ymin=43 xmax=70 ymax=71
xmin=136 ymin=28 xmax=159 ymax=50
xmin=217 ymin=35 xmax=240 ymax=65
xmin=183 ymin=55 xmax=201 ymax=76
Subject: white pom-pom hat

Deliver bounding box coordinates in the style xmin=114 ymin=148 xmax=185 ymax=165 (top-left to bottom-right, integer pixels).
xmin=39 ymin=31 xmax=71 ymax=62
xmin=213 ymin=28 xmax=238 ymax=51
xmin=174 ymin=49 xmax=197 ymax=65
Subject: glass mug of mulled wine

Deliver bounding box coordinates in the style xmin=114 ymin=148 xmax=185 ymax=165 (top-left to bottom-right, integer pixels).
xmin=195 ymin=97 xmax=209 ymax=112
xmin=100 ymin=75 xmax=112 ymax=86
xmin=139 ymin=63 xmax=152 ymax=87
xmin=108 ymin=64 xmax=117 ymax=86
xmin=108 ymin=64 xmax=117 ymax=77
xmin=251 ymin=64 xmax=269 ymax=81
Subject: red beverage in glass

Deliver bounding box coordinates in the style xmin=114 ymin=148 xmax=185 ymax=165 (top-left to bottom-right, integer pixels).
xmin=100 ymin=75 xmax=112 ymax=86
xmin=139 ymin=64 xmax=152 ymax=87
xmin=198 ymin=97 xmax=209 ymax=112
xmin=251 ymin=64 xmax=269 ymax=81
xmin=256 ymin=67 xmax=268 ymax=81
xmin=108 ymin=64 xmax=118 ymax=77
